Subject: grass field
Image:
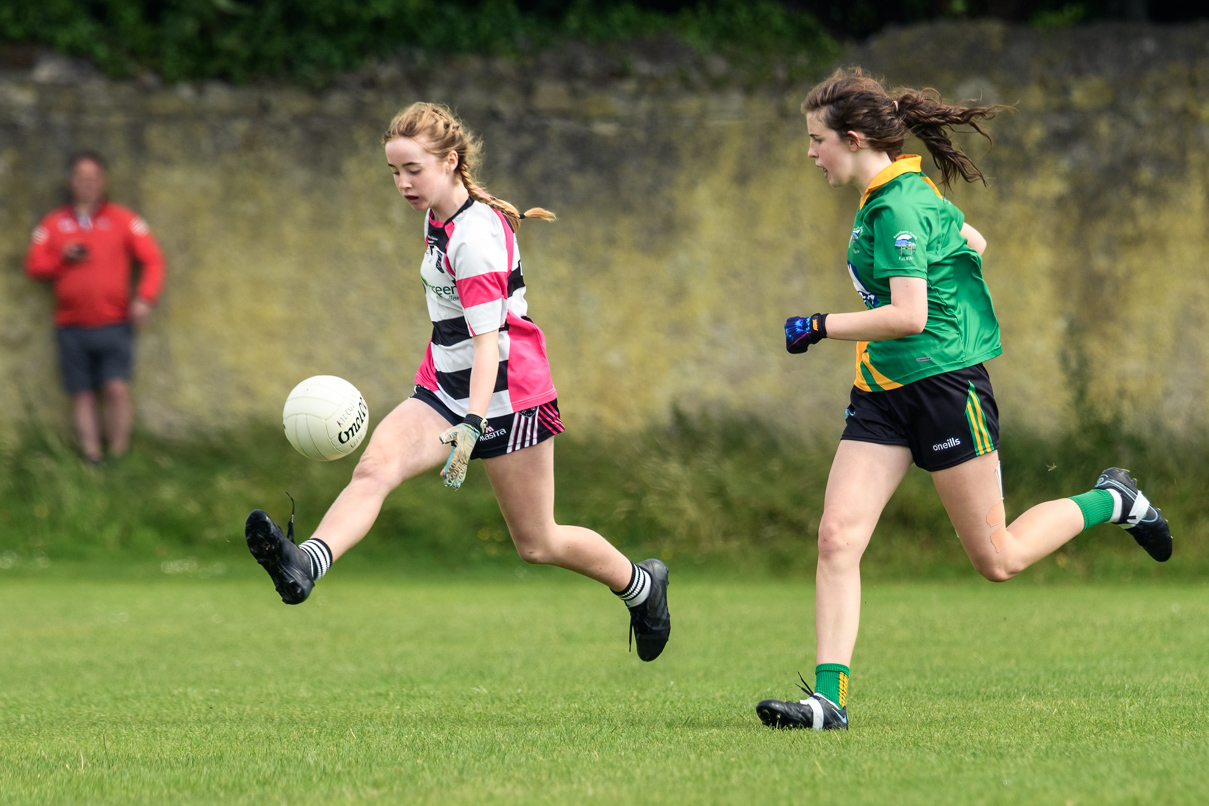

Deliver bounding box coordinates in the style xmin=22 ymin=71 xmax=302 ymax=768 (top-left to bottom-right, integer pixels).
xmin=2 ymin=566 xmax=1206 ymax=804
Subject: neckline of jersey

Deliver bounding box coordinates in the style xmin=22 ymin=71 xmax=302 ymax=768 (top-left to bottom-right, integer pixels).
xmin=857 ymin=155 xmax=942 ymax=210
xmin=428 ymin=195 xmax=475 ymax=228
xmin=66 ymin=199 xmax=111 ymax=222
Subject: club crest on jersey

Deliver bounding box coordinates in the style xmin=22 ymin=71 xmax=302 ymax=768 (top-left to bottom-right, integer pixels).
xmin=424 ymin=238 xmax=448 ymax=274
xmin=894 ymin=231 xmax=917 ymax=259
xmin=851 ymin=226 xmax=863 ymax=241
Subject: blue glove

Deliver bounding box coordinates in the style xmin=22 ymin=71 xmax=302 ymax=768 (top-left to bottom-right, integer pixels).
xmin=785 ymin=313 xmax=828 ymax=354
xmin=438 ymin=414 xmax=486 ymax=490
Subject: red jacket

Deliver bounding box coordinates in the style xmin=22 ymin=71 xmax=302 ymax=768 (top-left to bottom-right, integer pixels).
xmin=25 ymin=201 xmax=166 ymax=328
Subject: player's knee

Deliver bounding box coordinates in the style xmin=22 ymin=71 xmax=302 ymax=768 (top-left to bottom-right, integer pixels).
xmin=972 ymin=558 xmax=1016 ymax=583
xmin=817 ymin=517 xmax=861 ymax=564
xmin=512 ymin=535 xmax=555 ymax=565
xmin=350 ymin=450 xmax=398 ymax=493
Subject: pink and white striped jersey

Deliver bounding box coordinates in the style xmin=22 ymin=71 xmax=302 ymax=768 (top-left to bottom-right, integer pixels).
xmin=414 ymin=198 xmax=557 ymax=418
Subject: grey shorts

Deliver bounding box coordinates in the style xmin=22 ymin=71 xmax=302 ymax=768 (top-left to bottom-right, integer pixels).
xmin=56 ymin=323 xmax=134 ymax=393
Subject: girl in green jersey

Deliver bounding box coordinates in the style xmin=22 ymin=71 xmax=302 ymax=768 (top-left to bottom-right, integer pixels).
xmin=756 ymin=68 xmax=1173 ymax=732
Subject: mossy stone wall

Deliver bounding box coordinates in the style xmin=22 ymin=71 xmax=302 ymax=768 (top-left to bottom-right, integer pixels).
xmin=2 ymin=21 xmax=1207 ymax=442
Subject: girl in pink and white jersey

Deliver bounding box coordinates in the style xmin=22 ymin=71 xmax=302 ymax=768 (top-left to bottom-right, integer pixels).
xmin=243 ymin=103 xmax=670 ymax=662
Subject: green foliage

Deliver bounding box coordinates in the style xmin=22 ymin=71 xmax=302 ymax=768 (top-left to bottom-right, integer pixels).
xmin=2 ymin=577 xmax=1207 ymax=803
xmin=0 ymin=0 xmax=837 ymax=86
xmin=1 ymin=411 xmax=1204 ymax=580
xmin=1030 ymin=3 xmax=1089 ymax=29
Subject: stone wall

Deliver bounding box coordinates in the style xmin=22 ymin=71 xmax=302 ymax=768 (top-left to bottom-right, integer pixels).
xmin=2 ymin=21 xmax=1207 ymax=442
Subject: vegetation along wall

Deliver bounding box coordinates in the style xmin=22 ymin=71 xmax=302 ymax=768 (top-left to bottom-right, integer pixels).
xmin=2 ymin=21 xmax=1207 ymax=443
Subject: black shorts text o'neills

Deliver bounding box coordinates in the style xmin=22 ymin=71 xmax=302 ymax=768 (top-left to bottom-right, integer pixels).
xmin=840 ymin=364 xmax=998 ymax=472
xmin=410 ymin=385 xmax=565 ymax=460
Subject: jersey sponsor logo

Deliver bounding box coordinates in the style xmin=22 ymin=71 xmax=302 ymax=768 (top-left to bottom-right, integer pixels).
xmin=933 ymin=437 xmax=962 ymax=451
xmin=57 ymin=219 xmax=77 ymax=233
xmin=894 ymin=230 xmax=917 ymax=259
xmin=422 ymin=276 xmax=459 ymax=300
xmin=846 ymin=260 xmax=880 ymax=307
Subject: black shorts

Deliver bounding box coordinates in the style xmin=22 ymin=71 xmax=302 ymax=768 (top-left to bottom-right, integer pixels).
xmin=410 ymin=385 xmax=565 ymax=460
xmin=56 ymin=323 xmax=134 ymax=394
xmin=840 ymin=364 xmax=999 ymax=472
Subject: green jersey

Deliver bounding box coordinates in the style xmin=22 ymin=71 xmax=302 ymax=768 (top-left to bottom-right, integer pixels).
xmin=845 ymin=155 xmax=1001 ymax=391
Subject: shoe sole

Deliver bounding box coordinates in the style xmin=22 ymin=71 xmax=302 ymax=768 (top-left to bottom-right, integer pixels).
xmin=245 ymin=511 xmax=310 ymax=605
xmin=756 ymin=699 xmax=848 ymax=730
xmin=756 ymin=701 xmax=809 ymax=729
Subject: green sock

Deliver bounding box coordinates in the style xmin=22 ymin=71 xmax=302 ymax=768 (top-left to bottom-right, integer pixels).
xmin=814 ymin=663 xmax=849 ymax=708
xmin=1069 ymin=489 xmax=1116 ymax=530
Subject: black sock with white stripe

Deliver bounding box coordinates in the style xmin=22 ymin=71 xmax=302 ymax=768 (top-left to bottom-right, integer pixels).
xmin=298 ymin=539 xmax=332 ymax=580
xmin=613 ymin=562 xmax=651 ymax=608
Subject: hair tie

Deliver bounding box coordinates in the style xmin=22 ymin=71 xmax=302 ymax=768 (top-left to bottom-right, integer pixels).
xmin=518 ymin=213 xmax=526 ymax=220
xmin=893 ymin=100 xmax=899 ymax=112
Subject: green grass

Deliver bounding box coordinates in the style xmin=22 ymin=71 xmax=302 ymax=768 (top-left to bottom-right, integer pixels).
xmin=3 ymin=413 xmax=1207 ymax=580
xmin=2 ymin=568 xmax=1207 ymax=804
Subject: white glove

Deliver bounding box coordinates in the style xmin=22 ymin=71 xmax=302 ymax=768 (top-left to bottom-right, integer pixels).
xmin=438 ymin=416 xmax=485 ymax=490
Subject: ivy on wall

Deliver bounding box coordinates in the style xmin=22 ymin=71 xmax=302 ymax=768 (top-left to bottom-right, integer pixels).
xmin=0 ymin=0 xmax=838 ymax=86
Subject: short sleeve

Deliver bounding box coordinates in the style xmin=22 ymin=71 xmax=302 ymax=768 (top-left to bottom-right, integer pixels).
xmin=944 ymin=197 xmax=966 ymax=231
xmin=448 ymin=216 xmax=509 ymax=337
xmin=868 ymin=201 xmax=929 ymax=280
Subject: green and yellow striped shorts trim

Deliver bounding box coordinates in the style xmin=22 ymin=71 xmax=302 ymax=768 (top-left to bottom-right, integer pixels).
xmin=965 ymin=381 xmax=994 ymax=456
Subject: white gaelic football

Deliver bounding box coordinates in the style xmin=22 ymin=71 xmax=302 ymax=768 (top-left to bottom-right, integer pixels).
xmin=282 ymin=376 xmax=369 ymax=461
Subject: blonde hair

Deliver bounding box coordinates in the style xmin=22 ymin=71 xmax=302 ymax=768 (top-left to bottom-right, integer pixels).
xmin=382 ymin=102 xmax=554 ymax=230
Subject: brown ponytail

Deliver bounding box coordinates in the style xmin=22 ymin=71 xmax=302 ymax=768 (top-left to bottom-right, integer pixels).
xmin=802 ymin=67 xmax=1012 ymax=189
xmin=382 ymin=102 xmax=555 ymax=230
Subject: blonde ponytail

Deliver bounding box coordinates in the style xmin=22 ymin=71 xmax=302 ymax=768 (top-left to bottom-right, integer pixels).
xmin=383 ymin=102 xmax=555 ymax=229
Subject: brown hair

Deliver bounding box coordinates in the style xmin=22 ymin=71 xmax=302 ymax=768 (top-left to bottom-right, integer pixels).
xmin=802 ymin=67 xmax=1011 ymax=189
xmin=382 ymin=102 xmax=554 ymax=230
xmin=67 ymin=149 xmax=108 ymax=174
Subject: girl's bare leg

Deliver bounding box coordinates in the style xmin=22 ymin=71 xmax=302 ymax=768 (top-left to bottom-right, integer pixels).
xmin=310 ymin=398 xmax=452 ymax=559
xmin=815 ymin=440 xmax=913 ymax=667
xmin=482 ymin=438 xmax=632 ymax=590
xmin=931 ymin=451 xmax=1084 ymax=581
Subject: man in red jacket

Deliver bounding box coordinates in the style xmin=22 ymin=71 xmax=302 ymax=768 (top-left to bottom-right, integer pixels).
xmin=25 ymin=151 xmax=166 ymax=464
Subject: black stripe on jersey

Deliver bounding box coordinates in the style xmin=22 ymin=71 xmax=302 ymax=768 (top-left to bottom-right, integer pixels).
xmin=433 ymin=317 xmax=509 ymax=345
xmin=434 ymin=361 xmax=510 ymax=400
xmin=431 ymin=318 xmax=471 ymax=348
xmin=507 ymin=265 xmax=525 ymax=297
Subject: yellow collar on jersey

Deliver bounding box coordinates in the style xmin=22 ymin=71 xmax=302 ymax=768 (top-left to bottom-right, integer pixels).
xmin=858 ymin=155 xmax=942 ymax=210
